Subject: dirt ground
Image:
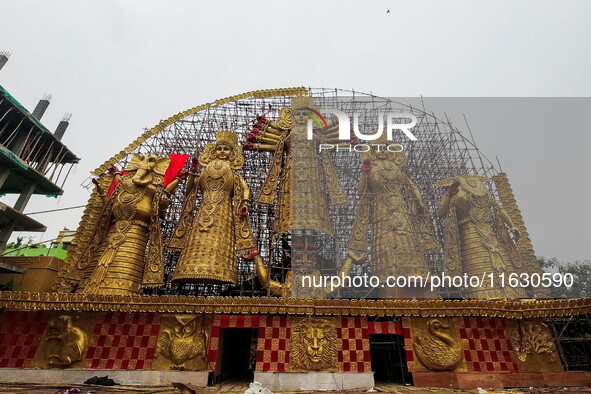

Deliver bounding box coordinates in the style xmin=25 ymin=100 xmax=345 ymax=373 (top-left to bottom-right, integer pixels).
xmin=0 ymin=381 xmax=590 ymax=394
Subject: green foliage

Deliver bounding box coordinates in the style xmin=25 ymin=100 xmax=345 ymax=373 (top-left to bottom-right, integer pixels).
xmin=3 ymin=236 xmax=47 ymax=255
xmin=539 ymin=256 xmax=591 ymax=298
xmin=4 ymin=236 xmax=24 ymax=250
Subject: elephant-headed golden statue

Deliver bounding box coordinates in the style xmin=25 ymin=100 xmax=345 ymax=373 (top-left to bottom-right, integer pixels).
xmin=57 ymin=153 xmax=187 ymax=295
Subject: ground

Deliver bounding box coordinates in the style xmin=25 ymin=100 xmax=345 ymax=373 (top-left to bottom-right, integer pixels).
xmin=0 ymin=382 xmax=590 ymax=394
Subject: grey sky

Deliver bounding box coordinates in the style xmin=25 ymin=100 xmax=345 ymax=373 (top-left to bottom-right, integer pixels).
xmin=1 ymin=1 xmax=590 ymax=261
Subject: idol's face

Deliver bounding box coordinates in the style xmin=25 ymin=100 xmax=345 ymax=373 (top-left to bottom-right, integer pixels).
xmin=373 ymin=146 xmax=388 ymax=160
xmin=293 ymin=109 xmax=307 ymax=126
xmin=215 ymin=144 xmax=231 ymax=160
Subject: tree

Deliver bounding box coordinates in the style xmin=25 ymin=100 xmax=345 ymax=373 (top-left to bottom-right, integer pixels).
xmin=539 ymin=257 xmax=591 ymax=298
xmin=2 ymin=236 xmax=40 ymax=255
xmin=4 ymin=236 xmax=24 ymax=251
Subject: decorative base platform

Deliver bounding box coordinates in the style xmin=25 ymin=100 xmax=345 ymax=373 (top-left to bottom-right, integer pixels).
xmin=1 ymin=296 xmax=589 ymax=392
xmin=0 ymin=369 xmax=209 ymax=387
xmin=412 ymin=371 xmax=591 ymax=389
xmin=254 ymin=371 xmax=374 ymax=391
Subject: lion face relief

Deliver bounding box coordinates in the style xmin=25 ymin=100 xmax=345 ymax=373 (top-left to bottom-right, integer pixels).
xmin=290 ymin=317 xmax=338 ymax=371
xmin=304 ymin=326 xmax=327 ymax=363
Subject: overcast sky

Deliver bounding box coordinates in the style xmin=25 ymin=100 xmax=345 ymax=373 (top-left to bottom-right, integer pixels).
xmin=1 ymin=0 xmax=590 ymax=262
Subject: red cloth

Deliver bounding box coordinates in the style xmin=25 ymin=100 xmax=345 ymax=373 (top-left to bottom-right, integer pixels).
xmin=106 ymin=170 xmax=128 ymax=198
xmin=163 ymin=154 xmax=190 ymax=188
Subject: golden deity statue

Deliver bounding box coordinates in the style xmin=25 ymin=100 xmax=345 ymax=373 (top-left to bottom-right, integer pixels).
xmin=169 ymin=130 xmax=255 ymax=284
xmin=244 ymin=96 xmax=348 ymax=296
xmin=245 ymin=96 xmax=348 ymax=236
xmin=438 ymin=176 xmax=527 ymax=299
xmin=57 ymin=153 xmax=184 ymax=295
xmin=289 ymin=96 xmax=349 ymax=235
xmin=345 ymin=139 xmax=439 ymax=297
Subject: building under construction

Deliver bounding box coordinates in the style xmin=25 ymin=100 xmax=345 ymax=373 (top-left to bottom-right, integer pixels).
xmin=0 ymin=52 xmax=79 ymax=287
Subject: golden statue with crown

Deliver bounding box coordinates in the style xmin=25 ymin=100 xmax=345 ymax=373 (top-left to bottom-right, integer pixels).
xmin=438 ymin=175 xmax=528 ymax=298
xmin=168 ymin=130 xmax=256 ymax=284
xmin=344 ymin=137 xmax=439 ymax=297
xmin=243 ymin=96 xmax=349 ymax=296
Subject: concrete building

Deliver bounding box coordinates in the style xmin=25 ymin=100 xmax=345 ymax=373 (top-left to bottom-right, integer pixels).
xmin=0 ymin=52 xmax=79 ymax=251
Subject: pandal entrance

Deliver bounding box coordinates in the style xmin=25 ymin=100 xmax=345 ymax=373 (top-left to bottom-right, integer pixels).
xmin=213 ymin=328 xmax=258 ymax=384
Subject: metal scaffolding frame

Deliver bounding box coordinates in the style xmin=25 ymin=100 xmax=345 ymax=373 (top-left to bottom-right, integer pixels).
xmin=549 ymin=315 xmax=591 ymax=371
xmin=92 ymin=88 xmax=506 ymax=298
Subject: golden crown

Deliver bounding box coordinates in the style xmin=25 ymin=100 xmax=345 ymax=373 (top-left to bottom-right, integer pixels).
xmin=215 ymin=130 xmax=238 ymax=146
xmin=291 ymin=95 xmax=315 ymax=109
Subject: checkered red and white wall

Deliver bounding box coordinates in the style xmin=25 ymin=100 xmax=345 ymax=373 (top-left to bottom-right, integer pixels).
xmin=459 ymin=317 xmax=518 ymax=372
xmin=84 ymin=312 xmax=161 ymax=370
xmin=0 ymin=310 xmax=524 ymax=374
xmin=0 ymin=310 xmax=48 ymax=368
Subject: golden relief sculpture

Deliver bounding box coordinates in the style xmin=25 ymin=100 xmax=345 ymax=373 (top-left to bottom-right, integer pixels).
xmin=413 ymin=318 xmax=464 ymax=371
xmin=35 ymin=314 xmax=89 ymax=368
xmin=438 ymin=176 xmax=528 ymax=299
xmin=56 ymin=153 xmax=183 ymax=295
xmin=155 ymin=315 xmax=209 ymax=370
xmin=169 ymin=130 xmax=256 ymax=284
xmin=245 ymin=96 xmax=348 ymax=297
xmin=510 ymin=320 xmax=558 ymax=363
xmin=493 ymin=173 xmax=551 ymax=298
xmin=290 ymin=317 xmax=339 ymax=371
xmin=344 ymin=139 xmax=438 ymax=295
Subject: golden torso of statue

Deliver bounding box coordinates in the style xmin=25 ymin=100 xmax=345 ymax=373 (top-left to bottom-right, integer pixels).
xmin=196 ymin=159 xmax=235 ymax=231
xmin=290 ymin=123 xmax=335 ymax=237
xmin=366 ymin=158 xmax=433 ymax=278
xmin=451 ymin=177 xmax=492 ymax=225
xmin=367 ymin=160 xmax=407 ymax=207
xmin=111 ymin=175 xmax=158 ymax=225
xmin=83 ymin=174 xmax=162 ymax=294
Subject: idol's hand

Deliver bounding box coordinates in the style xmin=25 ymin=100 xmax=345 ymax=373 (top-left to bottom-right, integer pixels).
xmin=362 ymin=159 xmax=372 ymax=173
xmin=189 ymin=157 xmax=199 ymax=173
xmin=177 ymin=169 xmax=188 ymax=181
xmin=418 ymin=205 xmax=429 ymax=216
xmin=448 ymin=180 xmax=460 ymax=196
xmin=238 ymin=201 xmax=249 ymax=216
xmin=512 ymin=227 xmax=521 ymax=241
